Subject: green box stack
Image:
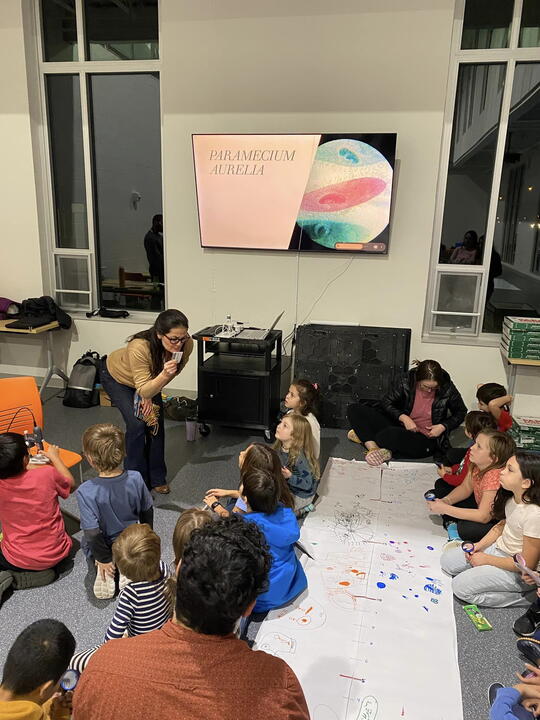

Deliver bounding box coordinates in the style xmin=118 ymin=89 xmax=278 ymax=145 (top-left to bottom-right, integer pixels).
xmin=502 ymin=316 xmax=540 ymax=360
xmin=509 ymin=415 xmax=540 ymax=451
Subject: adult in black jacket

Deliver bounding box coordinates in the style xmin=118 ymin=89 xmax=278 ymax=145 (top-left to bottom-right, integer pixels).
xmin=347 ymin=359 xmax=467 ymax=466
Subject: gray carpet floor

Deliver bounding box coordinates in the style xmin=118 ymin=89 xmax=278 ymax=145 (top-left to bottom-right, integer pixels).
xmin=0 ymin=387 xmax=527 ymax=719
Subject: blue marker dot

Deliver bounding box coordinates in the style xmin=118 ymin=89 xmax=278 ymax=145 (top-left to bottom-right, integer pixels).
xmin=377 ymin=582 xmax=386 ymax=589
xmin=389 ymin=573 xmax=398 ymax=580
xmin=427 ymin=546 xmax=434 ymax=551
xmin=423 ymin=606 xmax=429 ymax=612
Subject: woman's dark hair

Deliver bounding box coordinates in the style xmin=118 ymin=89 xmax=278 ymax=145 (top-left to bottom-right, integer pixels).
xmin=243 ymin=467 xmax=280 ymax=514
xmin=492 ymin=451 xmax=540 ymax=521
xmin=241 ymin=443 xmax=294 ymax=509
xmin=411 ymin=359 xmax=445 ymax=386
xmin=0 ymin=432 xmax=29 ymax=479
xmin=175 ymin=516 xmax=271 ymax=636
xmin=476 ymin=382 xmax=508 ymax=405
xmin=291 ymin=378 xmax=320 ymax=417
xmin=1 ymin=619 xmax=75 ymax=695
xmin=129 ymin=309 xmax=189 ymax=378
xmin=464 ymin=410 xmax=496 ymax=438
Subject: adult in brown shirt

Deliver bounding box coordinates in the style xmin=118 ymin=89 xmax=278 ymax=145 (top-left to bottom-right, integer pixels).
xmin=73 ymin=517 xmax=310 ymax=720
xmin=99 ymin=309 xmax=193 ymax=494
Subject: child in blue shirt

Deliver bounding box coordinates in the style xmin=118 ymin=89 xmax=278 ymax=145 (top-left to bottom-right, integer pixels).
xmin=76 ymin=424 xmax=153 ymax=599
xmin=241 ymin=466 xmax=307 ymax=613
xmin=273 ymin=413 xmax=320 ymax=513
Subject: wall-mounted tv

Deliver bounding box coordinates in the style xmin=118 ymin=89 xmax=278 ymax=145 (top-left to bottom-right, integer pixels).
xmin=192 ymin=133 xmax=396 ymax=254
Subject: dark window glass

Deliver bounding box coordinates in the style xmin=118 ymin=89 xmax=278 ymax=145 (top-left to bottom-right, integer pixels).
xmin=439 ymin=64 xmax=505 ymax=268
xmin=483 ymin=63 xmax=540 ymax=332
xmin=41 ymin=0 xmax=78 ymax=61
xmin=46 ymin=75 xmax=88 ymax=249
xmin=461 ymin=0 xmax=514 ymax=49
xmin=520 ymin=0 xmax=540 ymax=47
xmin=84 ymin=0 xmax=158 ymax=61
xmin=89 ymin=73 xmax=163 ymax=311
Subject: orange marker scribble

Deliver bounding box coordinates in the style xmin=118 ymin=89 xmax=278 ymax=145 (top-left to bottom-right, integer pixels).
xmin=339 ymin=581 xmax=350 ymax=586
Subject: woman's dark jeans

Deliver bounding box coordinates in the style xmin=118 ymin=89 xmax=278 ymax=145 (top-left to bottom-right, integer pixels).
xmin=99 ymin=360 xmax=166 ymax=489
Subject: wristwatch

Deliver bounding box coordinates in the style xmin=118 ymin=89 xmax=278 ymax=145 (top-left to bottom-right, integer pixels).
xmin=210 ymin=500 xmax=221 ymax=511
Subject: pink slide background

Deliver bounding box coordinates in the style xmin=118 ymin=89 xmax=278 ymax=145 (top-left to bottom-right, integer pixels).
xmin=193 ymin=134 xmax=321 ymax=249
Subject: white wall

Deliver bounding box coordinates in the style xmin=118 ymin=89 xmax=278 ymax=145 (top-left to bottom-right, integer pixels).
xmin=0 ymin=0 xmax=513 ymax=413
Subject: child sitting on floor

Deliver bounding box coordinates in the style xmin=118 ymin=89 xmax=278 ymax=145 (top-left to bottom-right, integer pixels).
xmin=204 ymin=443 xmax=294 ymax=517
xmin=76 ymin=424 xmax=154 ymax=599
xmin=436 ymin=411 xmax=496 ymax=490
xmin=172 ymin=508 xmax=213 ymax=567
xmin=240 ymin=467 xmax=306 ymax=613
xmin=274 ymin=414 xmax=320 ymax=513
xmin=0 ymin=619 xmax=76 ymax=720
xmin=477 ymin=382 xmax=514 ymax=433
xmin=426 ymin=429 xmax=515 ymax=542
xmin=283 ymin=379 xmax=321 ymax=459
xmin=440 ymin=450 xmax=540 ymax=608
xmin=0 ymin=432 xmax=75 ymax=601
xmin=70 ymin=523 xmax=173 ymax=673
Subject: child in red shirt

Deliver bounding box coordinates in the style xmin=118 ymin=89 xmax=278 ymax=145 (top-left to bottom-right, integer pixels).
xmin=0 ymin=432 xmax=75 ymax=600
xmin=438 ymin=411 xmax=496 ymax=489
xmin=477 ymin=382 xmax=513 ymax=433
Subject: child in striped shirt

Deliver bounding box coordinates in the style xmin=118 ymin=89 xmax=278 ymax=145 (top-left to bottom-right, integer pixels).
xmin=70 ymin=523 xmax=173 ymax=673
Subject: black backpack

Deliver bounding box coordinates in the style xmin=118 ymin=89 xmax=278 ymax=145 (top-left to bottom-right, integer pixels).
xmin=63 ymin=351 xmax=101 ymax=408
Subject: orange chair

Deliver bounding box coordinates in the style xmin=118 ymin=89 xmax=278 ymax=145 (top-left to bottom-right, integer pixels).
xmin=0 ymin=376 xmax=82 ymax=480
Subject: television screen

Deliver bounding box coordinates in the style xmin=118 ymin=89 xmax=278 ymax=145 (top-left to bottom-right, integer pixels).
xmin=192 ymin=133 xmax=396 ymax=254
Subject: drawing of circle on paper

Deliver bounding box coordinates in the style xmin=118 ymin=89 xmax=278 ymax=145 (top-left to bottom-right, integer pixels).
xmin=358 ymin=695 xmax=379 ymax=719
xmin=275 ymin=599 xmax=326 ymax=629
xmin=256 ymin=632 xmax=297 ymax=656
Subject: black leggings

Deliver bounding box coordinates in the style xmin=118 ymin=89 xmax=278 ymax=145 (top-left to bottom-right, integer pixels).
xmin=433 ymin=478 xmax=496 ymax=542
xmin=347 ymin=403 xmax=437 ymax=459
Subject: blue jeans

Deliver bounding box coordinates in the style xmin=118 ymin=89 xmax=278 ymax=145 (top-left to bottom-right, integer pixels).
xmin=99 ymin=359 xmax=166 ymax=489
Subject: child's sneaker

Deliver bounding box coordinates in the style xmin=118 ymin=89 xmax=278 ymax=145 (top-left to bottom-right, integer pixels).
xmin=513 ymin=602 xmax=540 ymax=637
xmin=443 ymin=539 xmax=462 ymax=551
xmin=93 ymin=569 xmax=115 ymax=599
xmin=488 ymin=682 xmax=503 ymax=706
xmin=119 ymin=573 xmax=131 ymax=592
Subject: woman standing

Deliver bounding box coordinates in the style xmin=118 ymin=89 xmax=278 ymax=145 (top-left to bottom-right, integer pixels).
xmin=346 ymin=359 xmax=467 ymax=466
xmin=99 ymin=309 xmax=193 ymax=494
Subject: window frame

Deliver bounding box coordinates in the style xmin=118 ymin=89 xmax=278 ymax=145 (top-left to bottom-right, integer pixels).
xmin=423 ymin=0 xmax=540 ymax=344
xmin=32 ymin=0 xmax=163 ymax=315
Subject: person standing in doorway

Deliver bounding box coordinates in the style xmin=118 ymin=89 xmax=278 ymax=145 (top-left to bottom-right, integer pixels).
xmin=144 ymin=214 xmax=164 ymax=285
xmin=99 ymin=309 xmax=193 ymax=494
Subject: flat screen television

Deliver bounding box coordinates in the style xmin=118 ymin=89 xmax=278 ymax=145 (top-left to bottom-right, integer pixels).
xmin=192 ymin=133 xmax=396 ymax=254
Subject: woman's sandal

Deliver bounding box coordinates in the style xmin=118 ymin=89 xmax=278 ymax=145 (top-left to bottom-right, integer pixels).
xmin=365 ymin=448 xmax=392 ymax=466
xmin=153 ymin=484 xmax=170 ymax=494
xmin=347 ymin=429 xmax=362 ymax=444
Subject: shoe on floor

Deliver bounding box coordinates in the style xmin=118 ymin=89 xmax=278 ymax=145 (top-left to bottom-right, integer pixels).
xmin=513 ymin=603 xmax=540 ymax=637
xmin=347 ymin=429 xmax=362 ymax=444
xmin=365 ymin=448 xmax=392 ymax=466
xmin=93 ymin=570 xmax=116 ymax=599
xmin=153 ymin=484 xmax=170 ymax=494
xmin=0 ymin=571 xmax=13 ymax=606
xmin=517 ymin=637 xmax=540 ymax=666
xmin=488 ymin=682 xmax=504 ymax=707
xmin=443 ymin=539 xmax=463 ymax=551
xmin=119 ymin=573 xmax=131 ymax=592
xmin=11 ymin=568 xmax=56 ymax=590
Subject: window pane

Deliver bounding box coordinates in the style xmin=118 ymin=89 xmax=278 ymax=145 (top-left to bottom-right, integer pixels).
xmin=41 ymin=0 xmax=78 ymax=61
xmin=46 ymin=75 xmax=89 ymax=249
xmin=461 ymin=0 xmax=514 ymax=49
xmin=432 ymin=273 xmax=481 ymax=333
xmin=57 ymin=292 xmax=91 ymax=311
xmin=89 ymin=73 xmax=163 ymax=311
xmin=439 ymin=64 xmax=505 ymax=267
xmin=54 ymin=256 xmax=90 ymax=292
xmin=520 ymin=0 xmax=540 ymax=47
xmin=484 ymin=63 xmax=540 ymax=332
xmin=84 ymin=0 xmax=158 ymax=61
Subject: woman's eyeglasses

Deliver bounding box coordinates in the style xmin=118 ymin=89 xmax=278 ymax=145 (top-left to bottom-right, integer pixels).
xmin=419 ymin=383 xmax=437 ymax=392
xmin=165 ymin=333 xmax=189 ymax=345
